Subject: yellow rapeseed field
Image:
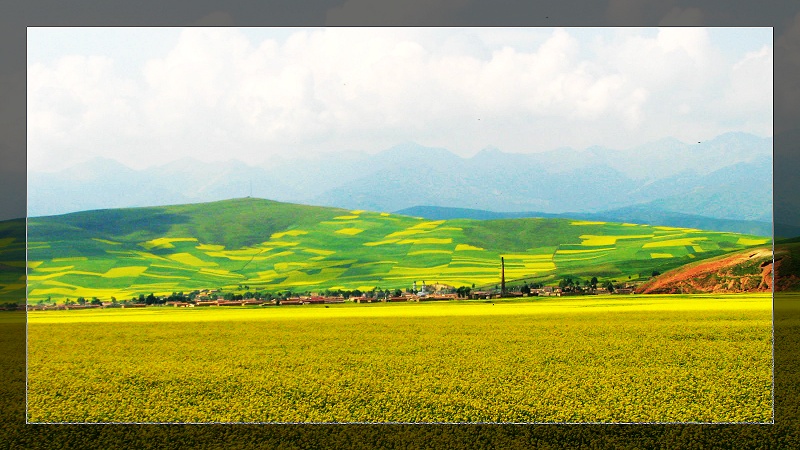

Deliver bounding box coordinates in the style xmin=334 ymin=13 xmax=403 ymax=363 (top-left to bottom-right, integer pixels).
xmin=26 ymin=293 xmax=772 ymax=424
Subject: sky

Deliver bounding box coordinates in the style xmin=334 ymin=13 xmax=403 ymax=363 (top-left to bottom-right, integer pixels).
xmin=27 ymin=27 xmax=772 ymax=172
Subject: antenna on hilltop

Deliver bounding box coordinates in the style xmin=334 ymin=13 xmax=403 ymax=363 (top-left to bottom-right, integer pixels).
xmin=248 ymin=180 xmax=252 ymax=198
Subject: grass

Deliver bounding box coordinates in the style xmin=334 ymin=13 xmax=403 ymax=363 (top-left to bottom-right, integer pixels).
xmin=26 ymin=293 xmax=772 ymax=423
xmin=25 ymin=198 xmax=770 ymax=302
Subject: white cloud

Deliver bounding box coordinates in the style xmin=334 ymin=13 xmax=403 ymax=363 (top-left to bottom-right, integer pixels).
xmin=27 ymin=27 xmax=773 ymax=171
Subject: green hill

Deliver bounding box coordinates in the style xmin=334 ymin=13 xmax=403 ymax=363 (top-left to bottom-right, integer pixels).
xmin=24 ymin=198 xmax=771 ymax=302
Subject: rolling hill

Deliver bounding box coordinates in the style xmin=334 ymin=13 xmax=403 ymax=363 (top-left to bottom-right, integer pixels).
xmin=24 ymin=198 xmax=771 ymax=303
xmin=394 ymin=205 xmax=772 ymax=236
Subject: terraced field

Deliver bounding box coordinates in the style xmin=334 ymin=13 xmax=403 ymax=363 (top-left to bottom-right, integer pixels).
xmin=25 ymin=198 xmax=770 ymax=302
xmin=0 ymin=218 xmax=26 ymax=305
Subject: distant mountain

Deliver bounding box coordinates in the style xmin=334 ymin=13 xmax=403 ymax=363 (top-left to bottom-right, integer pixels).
xmin=27 ymin=132 xmax=772 ymax=224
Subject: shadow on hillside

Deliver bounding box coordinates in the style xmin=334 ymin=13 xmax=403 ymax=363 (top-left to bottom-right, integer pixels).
xmin=45 ymin=210 xmax=192 ymax=239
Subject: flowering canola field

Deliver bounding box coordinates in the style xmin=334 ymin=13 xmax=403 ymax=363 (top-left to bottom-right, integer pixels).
xmin=26 ymin=293 xmax=772 ymax=423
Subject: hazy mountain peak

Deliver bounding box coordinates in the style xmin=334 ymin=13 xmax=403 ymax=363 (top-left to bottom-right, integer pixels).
xmin=379 ymin=141 xmax=460 ymax=162
xmin=471 ymin=146 xmax=505 ymax=158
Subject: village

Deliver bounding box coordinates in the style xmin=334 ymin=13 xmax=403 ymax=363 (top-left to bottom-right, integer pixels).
xmin=26 ymin=276 xmax=638 ymax=311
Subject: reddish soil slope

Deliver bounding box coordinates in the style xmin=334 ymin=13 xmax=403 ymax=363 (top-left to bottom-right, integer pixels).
xmin=636 ymin=246 xmax=776 ymax=294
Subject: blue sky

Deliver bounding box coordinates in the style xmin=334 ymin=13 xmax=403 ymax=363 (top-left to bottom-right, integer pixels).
xmin=27 ymin=27 xmax=772 ymax=171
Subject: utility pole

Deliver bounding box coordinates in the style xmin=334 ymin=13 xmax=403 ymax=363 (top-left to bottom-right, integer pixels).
xmin=501 ymin=257 xmax=506 ymax=297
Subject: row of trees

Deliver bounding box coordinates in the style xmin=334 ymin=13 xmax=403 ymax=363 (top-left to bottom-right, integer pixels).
xmin=44 ymin=270 xmax=666 ymax=306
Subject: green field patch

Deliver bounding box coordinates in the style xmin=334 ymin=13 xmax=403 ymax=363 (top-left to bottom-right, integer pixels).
xmin=352 ymin=260 xmax=399 ymax=267
xmin=555 ymin=253 xmax=609 ymax=262
xmin=255 ymin=269 xmax=279 ymax=278
xmin=303 ymin=248 xmax=336 ymax=256
xmin=139 ymin=273 xmax=191 ymax=280
xmin=521 ymin=262 xmax=557 ymax=270
xmin=578 ymin=236 xmax=618 ymax=246
xmin=397 ymin=238 xmax=452 ymax=245
xmin=131 ymin=251 xmax=172 ymax=262
xmin=203 ymin=249 xmax=271 ymax=261
xmin=141 ymin=237 xmax=198 ymax=250
xmin=270 ymin=230 xmax=308 ymax=239
xmin=408 ymin=250 xmax=453 ymax=256
xmin=52 ymin=257 xmax=88 ymax=262
xmin=150 ymin=263 xmax=199 ymax=272
xmin=33 ymin=265 xmax=75 ymax=272
xmin=39 ymin=279 xmax=79 ymax=288
xmin=642 ymin=237 xmax=709 ymax=248
xmin=737 ymin=237 xmax=770 ymax=246
xmin=385 ymin=229 xmax=426 ymax=238
xmin=570 ymin=221 xmax=607 ymax=225
xmin=652 ymin=230 xmax=685 ymax=237
xmin=650 ymin=253 xmax=674 ymax=259
xmin=281 ymin=268 xmax=349 ymax=286
xmin=28 ymin=270 xmax=107 ymax=281
xmin=557 ymin=248 xmax=614 ymax=254
xmin=28 ymin=287 xmax=79 ymax=297
xmin=410 ymin=220 xmax=445 ymax=229
xmin=199 ymin=267 xmax=241 ymax=277
xmin=579 ymin=234 xmax=655 ymax=246
xmin=501 ymin=253 xmax=551 ymax=260
xmin=455 ymin=244 xmax=484 ymax=251
xmin=335 ymin=228 xmax=365 ymax=236
xmin=195 ymin=243 xmax=225 ymax=251
xmin=92 ymin=238 xmax=121 ymax=245
xmin=262 ymin=251 xmax=294 ymax=259
xmin=274 ymin=262 xmax=309 ymax=272
xmin=167 ymin=253 xmax=217 ymax=267
xmin=333 ymin=215 xmax=359 ymax=220
xmin=104 ymin=250 xmax=145 ymax=259
xmin=448 ymin=261 xmax=497 ymax=267
xmin=102 ymin=266 xmax=148 ymax=278
xmin=216 ymin=248 xmax=266 ymax=256
xmin=265 ymin=241 xmax=300 ymax=248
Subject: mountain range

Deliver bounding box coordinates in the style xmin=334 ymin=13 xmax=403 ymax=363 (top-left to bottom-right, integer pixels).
xmin=27 ymin=132 xmax=772 ymax=234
